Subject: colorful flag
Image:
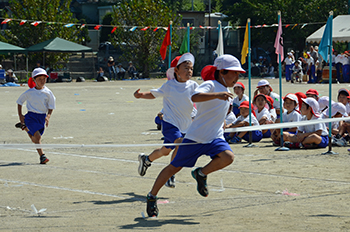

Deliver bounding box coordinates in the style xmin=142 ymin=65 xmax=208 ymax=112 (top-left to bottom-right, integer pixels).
xmin=1 ymin=18 xmax=12 ymax=24
xmin=130 ymin=26 xmax=137 ymax=31
xmin=141 ymin=26 xmax=149 ymax=31
xmin=64 ymin=23 xmax=74 ymax=28
xmin=274 ymin=16 xmax=284 ymax=63
xmin=301 ymin=23 xmax=307 ymax=29
xmin=94 ymin=25 xmax=102 ymax=30
xmin=292 ymin=24 xmax=298 ymax=29
xmin=215 ymin=22 xmax=224 ymax=57
xmin=80 ymin=24 xmax=86 ymax=29
xmin=31 ymin=21 xmax=41 ymax=26
xmin=153 ymin=27 xmax=159 ymax=32
xmin=19 ymin=20 xmax=27 ymax=25
xmin=241 ymin=22 xmax=249 ymax=65
xmin=179 ymin=33 xmax=188 ymax=54
xmin=318 ymin=15 xmax=332 ymax=62
xmin=160 ymin=24 xmax=171 ymax=60
xmin=111 ymin=27 xmax=117 ymax=34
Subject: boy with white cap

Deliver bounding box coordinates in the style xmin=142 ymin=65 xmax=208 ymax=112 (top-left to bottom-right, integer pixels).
xmin=283 ymin=97 xmax=329 ymax=149
xmin=145 ymin=54 xmax=244 ymax=217
xmin=254 ymin=79 xmax=283 ymax=116
xmin=16 ymin=68 xmax=56 ymax=164
xmin=134 ymin=53 xmax=198 ymax=188
xmin=284 ymin=52 xmax=293 ymax=82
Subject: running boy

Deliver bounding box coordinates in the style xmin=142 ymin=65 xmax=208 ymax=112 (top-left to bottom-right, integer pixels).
xmin=16 ymin=68 xmax=56 ymax=164
xmin=134 ymin=53 xmax=198 ymax=188
xmin=145 ymin=54 xmax=244 ymax=217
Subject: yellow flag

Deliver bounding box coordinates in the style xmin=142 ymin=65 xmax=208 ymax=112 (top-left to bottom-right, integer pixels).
xmin=241 ymin=22 xmax=249 ymax=65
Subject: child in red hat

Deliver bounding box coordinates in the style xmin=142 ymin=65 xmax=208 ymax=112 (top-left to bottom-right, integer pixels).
xmin=232 ymin=81 xmax=249 ymax=117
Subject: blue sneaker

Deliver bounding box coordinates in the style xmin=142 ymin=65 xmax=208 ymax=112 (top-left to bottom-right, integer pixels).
xmin=228 ymin=136 xmax=241 ymax=144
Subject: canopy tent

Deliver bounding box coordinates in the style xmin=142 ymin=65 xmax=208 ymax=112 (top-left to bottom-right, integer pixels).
xmin=306 ymin=15 xmax=350 ymax=43
xmin=26 ymin=37 xmax=92 ymax=52
xmin=0 ymin=41 xmax=26 ymax=53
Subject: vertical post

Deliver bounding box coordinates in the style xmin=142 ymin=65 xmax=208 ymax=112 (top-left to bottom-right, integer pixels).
xmin=247 ymin=18 xmax=254 ymax=146
xmin=187 ymin=23 xmax=190 ymax=53
xmin=278 ymin=11 xmax=284 ymax=144
xmin=168 ymin=21 xmax=172 ymax=69
xmin=328 ymin=11 xmax=334 ymax=152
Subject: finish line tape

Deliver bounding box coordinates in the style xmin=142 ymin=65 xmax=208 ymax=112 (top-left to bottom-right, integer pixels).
xmin=0 ymin=117 xmax=347 ymax=150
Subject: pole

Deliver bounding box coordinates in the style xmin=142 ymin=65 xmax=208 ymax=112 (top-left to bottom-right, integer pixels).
xmin=168 ymin=21 xmax=172 ymax=69
xmin=187 ymin=23 xmax=190 ymax=53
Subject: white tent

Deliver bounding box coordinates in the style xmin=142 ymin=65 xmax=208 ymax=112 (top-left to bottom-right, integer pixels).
xmin=306 ymin=15 xmax=350 ymax=43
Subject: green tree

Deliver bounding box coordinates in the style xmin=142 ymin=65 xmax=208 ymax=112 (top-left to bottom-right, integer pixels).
xmin=100 ymin=13 xmax=113 ymax=43
xmin=110 ymin=0 xmax=181 ymax=77
xmin=1 ymin=0 xmax=88 ymax=69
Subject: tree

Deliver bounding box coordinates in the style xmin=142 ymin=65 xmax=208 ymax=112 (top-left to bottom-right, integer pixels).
xmin=1 ymin=0 xmax=89 ymax=69
xmin=110 ymin=0 xmax=181 ymax=77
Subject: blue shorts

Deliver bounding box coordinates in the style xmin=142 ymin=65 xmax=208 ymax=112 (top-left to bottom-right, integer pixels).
xmin=171 ymin=138 xmax=232 ymax=168
xmin=262 ymin=129 xmax=271 ymax=138
xmin=24 ymin=111 xmax=46 ymax=136
xmin=242 ymin=130 xmax=263 ymax=142
xmin=317 ymin=135 xmax=329 ymax=148
xmin=155 ymin=115 xmax=162 ymax=125
xmin=162 ymin=121 xmax=184 ymax=149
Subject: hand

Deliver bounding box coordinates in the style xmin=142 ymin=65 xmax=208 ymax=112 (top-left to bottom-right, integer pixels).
xmin=254 ymin=89 xmax=259 ymax=96
xmin=134 ymin=89 xmax=143 ymax=98
xmin=45 ymin=115 xmax=50 ymax=127
xmin=215 ymin=92 xmax=234 ymax=101
xmin=19 ymin=114 xmax=25 ymax=124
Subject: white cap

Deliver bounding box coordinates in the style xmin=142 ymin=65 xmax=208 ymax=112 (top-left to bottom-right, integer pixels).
xmin=257 ymin=79 xmax=271 ymax=88
xmin=32 ymin=68 xmax=48 ymax=78
xmin=318 ymin=96 xmax=335 ymax=110
xmin=285 ymin=93 xmax=299 ymax=109
xmin=324 ymin=102 xmax=348 ymax=117
xmin=108 ymin=56 xmax=114 ymax=61
xmin=166 ymin=53 xmax=195 ymax=80
xmin=301 ymin=97 xmax=320 ymax=117
xmin=287 ymin=52 xmax=292 ymax=56
xmin=214 ymin=55 xmax=245 ymax=73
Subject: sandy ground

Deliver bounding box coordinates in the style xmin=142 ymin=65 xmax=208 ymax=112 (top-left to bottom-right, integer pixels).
xmin=1 ymin=78 xmax=350 ymax=232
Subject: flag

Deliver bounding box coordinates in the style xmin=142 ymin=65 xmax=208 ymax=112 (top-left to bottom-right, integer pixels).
xmin=80 ymin=24 xmax=86 ymax=29
xmin=64 ymin=23 xmax=74 ymax=28
xmin=111 ymin=27 xmax=117 ymax=34
xmin=94 ymin=25 xmax=101 ymax=30
xmin=179 ymin=33 xmax=188 ymax=54
xmin=301 ymin=23 xmax=307 ymax=29
xmin=141 ymin=26 xmax=149 ymax=31
xmin=274 ymin=16 xmax=284 ymax=63
xmin=241 ymin=22 xmax=249 ymax=65
xmin=292 ymin=24 xmax=298 ymax=29
xmin=130 ymin=26 xmax=137 ymax=31
xmin=160 ymin=24 xmax=171 ymax=60
xmin=318 ymin=15 xmax=332 ymax=62
xmin=215 ymin=23 xmax=224 ymax=57
xmin=20 ymin=20 xmax=27 ymax=25
xmin=153 ymin=27 xmax=159 ymax=32
xmin=1 ymin=18 xmax=12 ymax=24
xmin=31 ymin=21 xmax=41 ymax=26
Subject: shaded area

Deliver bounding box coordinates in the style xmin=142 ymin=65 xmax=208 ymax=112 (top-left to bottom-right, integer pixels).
xmin=120 ymin=217 xmax=199 ymax=230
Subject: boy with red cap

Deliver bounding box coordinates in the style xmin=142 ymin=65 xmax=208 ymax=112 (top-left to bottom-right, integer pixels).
xmin=283 ymin=98 xmax=329 ymax=149
xmin=226 ymin=101 xmax=263 ymax=143
xmin=232 ymin=81 xmax=249 ymax=116
xmin=253 ymin=94 xmax=273 ymax=138
xmin=134 ymin=53 xmax=198 ymax=188
xmin=145 ymin=54 xmax=245 ymax=217
xmin=305 ymin=89 xmax=319 ymax=101
xmin=16 ymin=68 xmax=56 ymax=164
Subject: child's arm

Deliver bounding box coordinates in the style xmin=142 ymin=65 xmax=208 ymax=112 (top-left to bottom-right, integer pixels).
xmin=258 ymin=116 xmax=267 ymax=125
xmin=134 ymin=89 xmax=155 ymax=99
xmin=46 ymin=109 xmax=53 ymax=127
xmin=191 ymin=92 xmax=233 ymax=102
xmin=17 ymin=104 xmax=25 ymax=123
xmin=296 ymin=130 xmax=322 ymax=141
xmin=230 ymin=121 xmax=249 ymax=128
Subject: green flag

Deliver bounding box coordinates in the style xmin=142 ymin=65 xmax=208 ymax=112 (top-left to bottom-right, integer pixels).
xmin=179 ymin=33 xmax=188 ymax=54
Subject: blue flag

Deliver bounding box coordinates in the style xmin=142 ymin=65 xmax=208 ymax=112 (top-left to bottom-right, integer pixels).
xmin=318 ymin=15 xmax=332 ymax=62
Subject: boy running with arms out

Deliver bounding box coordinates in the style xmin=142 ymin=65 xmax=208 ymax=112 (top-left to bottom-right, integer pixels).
xmin=146 ymin=55 xmax=245 ymax=217
xmin=16 ymin=68 xmax=56 ymax=164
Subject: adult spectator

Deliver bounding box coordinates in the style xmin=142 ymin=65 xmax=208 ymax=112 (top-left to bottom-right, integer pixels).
xmin=127 ymin=61 xmax=137 ymax=79
xmin=314 ymin=46 xmax=323 ymax=82
xmin=107 ymin=56 xmax=116 ymax=81
xmin=116 ymin=63 xmax=126 ymax=80
xmin=342 ymin=51 xmax=350 ymax=83
xmin=5 ymin=69 xmax=18 ymax=83
xmin=334 ymin=50 xmax=343 ymax=83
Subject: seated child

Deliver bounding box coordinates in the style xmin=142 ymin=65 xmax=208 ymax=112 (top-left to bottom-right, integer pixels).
xmin=155 ymin=110 xmax=164 ymax=130
xmin=271 ymin=93 xmax=302 ymax=146
xmin=226 ymin=101 xmax=262 ymax=144
xmin=232 ymin=82 xmax=249 ymax=117
xmin=305 ymin=89 xmax=319 ymax=101
xmin=295 ymin=92 xmax=307 ymax=111
xmin=283 ymin=97 xmax=329 ymax=149
xmin=224 ymin=100 xmax=237 ymax=139
xmin=291 ymin=60 xmax=303 ymax=83
xmin=253 ymin=94 xmax=272 ymax=138
xmin=266 ymin=95 xmax=277 ymax=122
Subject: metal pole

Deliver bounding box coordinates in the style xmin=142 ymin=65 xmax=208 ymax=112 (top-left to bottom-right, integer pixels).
xmin=187 ymin=23 xmax=190 ymax=53
xmin=168 ymin=21 xmax=172 ymax=69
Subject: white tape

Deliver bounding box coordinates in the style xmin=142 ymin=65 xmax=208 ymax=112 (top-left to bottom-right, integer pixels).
xmin=225 ymin=116 xmax=348 ymax=133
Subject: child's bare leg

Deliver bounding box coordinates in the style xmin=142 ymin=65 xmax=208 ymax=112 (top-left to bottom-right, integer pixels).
xmin=201 ymin=150 xmax=234 ymax=175
xmin=28 ymin=131 xmax=44 ymax=156
xmin=149 ymin=137 xmax=182 ymax=162
xmin=150 ymin=164 xmax=182 ymax=196
xmin=237 ymin=131 xmax=247 ymax=138
xmin=170 ymin=138 xmax=183 ymax=162
xmin=302 ymin=134 xmax=322 ymax=145
xmin=282 ymin=132 xmax=292 ymax=142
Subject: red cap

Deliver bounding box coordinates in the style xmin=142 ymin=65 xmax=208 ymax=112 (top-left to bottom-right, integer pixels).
xmin=306 ymin=89 xmax=319 ymax=96
xmin=239 ymin=101 xmax=256 ymax=117
xmin=170 ymin=56 xmax=181 ymax=68
xmin=253 ymin=93 xmax=267 ymax=102
xmin=233 ymin=82 xmax=245 ymax=90
xmin=265 ymin=95 xmax=274 ymax=109
xmin=295 ymin=92 xmax=307 ymax=111
xmin=201 ymin=65 xmax=217 ymax=81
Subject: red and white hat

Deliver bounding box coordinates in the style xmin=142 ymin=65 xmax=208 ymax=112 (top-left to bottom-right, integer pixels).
xmin=338 ymin=88 xmax=350 ymax=98
xmin=324 ymin=102 xmax=348 ymax=117
xmin=239 ymin=101 xmax=256 ymax=117
xmin=201 ymin=54 xmax=245 ymax=81
xmin=318 ymin=96 xmax=335 ymax=110
xmin=301 ymin=97 xmax=320 ymax=117
xmin=256 ymin=79 xmax=273 ymax=92
xmin=284 ymin=93 xmax=299 ymax=109
xmin=32 ymin=68 xmax=48 ymax=78
xmin=306 ymin=89 xmax=319 ymax=96
xmin=166 ymin=53 xmax=195 ymax=80
xmin=233 ymin=82 xmax=245 ymax=90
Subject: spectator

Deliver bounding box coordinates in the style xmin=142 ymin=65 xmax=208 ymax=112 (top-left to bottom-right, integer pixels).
xmin=127 ymin=61 xmax=137 ymax=79
xmin=107 ymin=56 xmax=116 ymax=81
xmin=5 ymin=69 xmax=18 ymax=83
xmin=116 ymin=63 xmax=126 ymax=80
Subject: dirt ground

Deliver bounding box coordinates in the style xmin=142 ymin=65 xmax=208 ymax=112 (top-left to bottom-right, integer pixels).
xmin=1 ymin=77 xmax=350 ymax=232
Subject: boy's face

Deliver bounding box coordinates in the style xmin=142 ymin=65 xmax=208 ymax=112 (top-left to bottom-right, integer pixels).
xmin=300 ymin=102 xmax=311 ymax=116
xmin=338 ymin=93 xmax=348 ymax=105
xmin=34 ymin=75 xmax=47 ymax=89
xmin=284 ymin=98 xmax=296 ymax=111
xmin=240 ymin=107 xmax=249 ymax=117
xmin=234 ymin=86 xmax=243 ymax=95
xmin=258 ymin=85 xmax=269 ymax=95
xmin=175 ymin=61 xmax=193 ymax=82
xmin=255 ymin=96 xmax=266 ymax=109
xmin=222 ymin=70 xmax=239 ymax=87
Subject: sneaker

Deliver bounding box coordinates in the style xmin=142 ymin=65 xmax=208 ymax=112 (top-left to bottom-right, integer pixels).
xmin=228 ymin=136 xmax=241 ymax=144
xmin=40 ymin=155 xmax=49 ymax=164
xmin=138 ymin=153 xmax=151 ymax=176
xmin=146 ymin=195 xmax=159 ymax=217
xmin=191 ymin=168 xmax=208 ymax=197
xmin=303 ymin=143 xmax=318 ymax=149
xmin=284 ymin=142 xmax=301 ymax=149
xmin=165 ymin=175 xmax=175 ymax=188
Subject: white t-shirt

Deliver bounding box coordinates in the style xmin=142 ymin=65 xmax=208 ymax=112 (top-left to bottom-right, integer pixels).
xmin=225 ymin=111 xmax=236 ymax=125
xmin=321 ymin=113 xmax=341 ymax=130
xmin=298 ymin=115 xmax=328 ymax=136
xmin=307 ymin=57 xmax=315 ymax=65
xmin=184 ymin=80 xmax=230 ymax=143
xmin=282 ymin=109 xmax=302 ymax=123
xmin=233 ymin=113 xmax=260 ymax=128
xmin=232 ymin=94 xmax=249 ymax=107
xmin=270 ymin=108 xmax=277 ymax=122
xmin=284 ymin=57 xmax=293 ymax=65
xmin=16 ymin=86 xmax=56 ymax=114
xmin=150 ymin=79 xmax=198 ymax=133
xmin=269 ymin=91 xmax=282 ymax=110
xmin=335 ymin=54 xmax=344 ymax=64
xmin=254 ymin=107 xmax=271 ymax=121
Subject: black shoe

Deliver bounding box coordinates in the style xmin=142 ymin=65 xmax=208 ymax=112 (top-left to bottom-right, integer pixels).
xmin=146 ymin=195 xmax=159 ymax=217
xmin=165 ymin=175 xmax=175 ymax=188
xmin=138 ymin=153 xmax=151 ymax=176
xmin=191 ymin=168 xmax=208 ymax=197
xmin=40 ymin=155 xmax=49 ymax=164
